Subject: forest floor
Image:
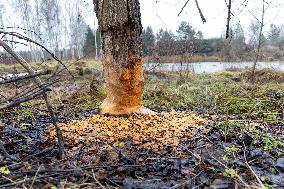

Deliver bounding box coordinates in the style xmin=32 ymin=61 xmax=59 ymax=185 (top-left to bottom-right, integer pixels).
xmin=0 ymin=61 xmax=284 ymax=189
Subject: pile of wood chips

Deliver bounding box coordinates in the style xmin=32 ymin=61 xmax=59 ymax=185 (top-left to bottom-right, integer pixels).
xmin=49 ymin=111 xmax=207 ymax=153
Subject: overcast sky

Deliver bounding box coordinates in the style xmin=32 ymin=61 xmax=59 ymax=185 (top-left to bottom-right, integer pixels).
xmin=1 ymin=0 xmax=284 ymax=39
xmin=137 ymin=0 xmax=284 ymax=38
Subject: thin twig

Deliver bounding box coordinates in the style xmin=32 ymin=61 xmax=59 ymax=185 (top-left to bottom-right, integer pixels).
xmin=194 ymin=0 xmax=206 ymax=23
xmin=243 ymin=145 xmax=265 ymax=189
xmin=178 ymin=0 xmax=190 ymax=17
xmin=210 ymin=155 xmax=251 ymax=189
xmin=178 ymin=0 xmax=206 ymax=24
xmin=0 ymin=140 xmax=19 ymax=162
xmin=0 ymin=30 xmax=74 ymax=78
xmin=0 ymin=39 xmax=65 ymax=159
xmin=91 ymin=169 xmax=107 ymax=189
xmin=29 ymin=165 xmax=41 ymax=189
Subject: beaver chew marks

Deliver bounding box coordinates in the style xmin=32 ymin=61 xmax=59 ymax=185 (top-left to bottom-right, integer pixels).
xmin=94 ymin=0 xmax=147 ymax=115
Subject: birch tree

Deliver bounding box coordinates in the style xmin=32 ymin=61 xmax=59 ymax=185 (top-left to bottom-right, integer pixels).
xmin=39 ymin=0 xmax=62 ymax=56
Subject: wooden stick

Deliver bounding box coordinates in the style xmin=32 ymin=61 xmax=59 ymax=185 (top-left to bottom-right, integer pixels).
xmin=0 ymin=88 xmax=48 ymax=110
xmin=243 ymin=145 xmax=265 ymax=189
xmin=0 ymin=70 xmax=49 ymax=84
xmin=0 ymin=39 xmax=64 ymax=159
xmin=0 ymin=140 xmax=19 ymax=162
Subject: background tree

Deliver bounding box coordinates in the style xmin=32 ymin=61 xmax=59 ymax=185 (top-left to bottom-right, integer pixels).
xmin=267 ymin=24 xmax=281 ymax=47
xmin=251 ymin=0 xmax=266 ymax=82
xmin=176 ymin=21 xmax=196 ymax=40
xmin=248 ymin=20 xmax=267 ymax=51
xmin=83 ymin=26 xmax=101 ymax=57
xmin=12 ymin=0 xmax=38 ymax=61
xmin=0 ymin=4 xmax=5 ymax=30
xmin=231 ymin=22 xmax=246 ymax=57
xmin=141 ymin=26 xmax=155 ymax=56
xmin=176 ymin=22 xmax=199 ymax=57
xmin=39 ymin=0 xmax=62 ymax=56
xmin=156 ymin=29 xmax=175 ymax=56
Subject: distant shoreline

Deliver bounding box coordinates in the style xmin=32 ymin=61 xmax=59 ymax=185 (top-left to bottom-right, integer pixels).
xmin=143 ymin=55 xmax=284 ymax=63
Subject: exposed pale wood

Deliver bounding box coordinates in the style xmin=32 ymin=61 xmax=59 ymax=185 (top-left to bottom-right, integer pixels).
xmin=94 ymin=0 xmax=149 ymax=115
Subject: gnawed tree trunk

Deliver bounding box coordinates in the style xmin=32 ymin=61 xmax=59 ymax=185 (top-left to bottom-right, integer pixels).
xmin=93 ymin=0 xmax=148 ymax=115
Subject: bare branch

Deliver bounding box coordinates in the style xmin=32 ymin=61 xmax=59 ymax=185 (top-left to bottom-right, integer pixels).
xmin=194 ymin=0 xmax=206 ymax=23
xmin=0 ymin=30 xmax=74 ymax=79
xmin=0 ymin=26 xmax=43 ymax=41
xmin=178 ymin=0 xmax=206 ymax=24
xmin=0 ymin=87 xmax=50 ymax=110
xmin=178 ymin=0 xmax=190 ymax=17
xmin=0 ymin=140 xmax=19 ymax=162
xmin=2 ymin=40 xmax=28 ymax=46
xmin=226 ymin=0 xmax=232 ymax=39
xmin=0 ymin=39 xmax=65 ymax=159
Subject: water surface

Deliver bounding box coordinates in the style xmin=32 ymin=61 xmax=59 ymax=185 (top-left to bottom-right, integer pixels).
xmin=143 ymin=61 xmax=284 ymax=73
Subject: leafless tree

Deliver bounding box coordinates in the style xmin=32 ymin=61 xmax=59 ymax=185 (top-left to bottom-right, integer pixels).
xmin=251 ymin=0 xmax=266 ymax=83
xmin=39 ymin=0 xmax=62 ymax=56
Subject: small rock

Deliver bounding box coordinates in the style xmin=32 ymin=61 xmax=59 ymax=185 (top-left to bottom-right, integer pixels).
xmin=196 ymin=140 xmax=205 ymax=147
xmin=172 ymin=159 xmax=181 ymax=171
xmin=262 ymin=152 xmax=271 ymax=159
xmin=123 ymin=177 xmax=134 ymax=189
xmin=269 ymin=174 xmax=284 ymax=186
xmin=73 ymin=169 xmax=83 ymax=177
xmin=250 ymin=148 xmax=263 ymax=158
xmin=121 ymin=156 xmax=135 ymax=165
xmin=232 ymin=159 xmax=246 ymax=168
xmin=275 ymin=158 xmax=284 ymax=171
xmin=243 ymin=132 xmax=253 ymax=146
xmin=211 ymin=133 xmax=220 ymax=140
xmin=0 ymin=155 xmax=4 ymax=161
xmin=211 ymin=178 xmax=233 ymax=189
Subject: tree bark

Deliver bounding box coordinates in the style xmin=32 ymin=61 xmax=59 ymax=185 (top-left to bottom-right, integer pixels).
xmin=93 ymin=0 xmax=147 ymax=115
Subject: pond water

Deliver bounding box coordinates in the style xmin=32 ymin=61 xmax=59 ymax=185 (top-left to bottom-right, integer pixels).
xmin=143 ymin=61 xmax=284 ymax=73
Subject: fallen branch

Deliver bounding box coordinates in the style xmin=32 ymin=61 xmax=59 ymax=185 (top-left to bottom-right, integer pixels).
xmin=0 ymin=140 xmax=19 ymax=162
xmin=243 ymin=145 xmax=265 ymax=189
xmin=0 ymin=39 xmax=65 ymax=159
xmin=0 ymin=70 xmax=49 ymax=84
xmin=0 ymin=87 xmax=50 ymax=110
xmin=0 ymin=79 xmax=58 ymax=105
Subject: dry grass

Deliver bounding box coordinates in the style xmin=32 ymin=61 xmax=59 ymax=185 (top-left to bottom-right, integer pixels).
xmin=239 ymin=68 xmax=284 ymax=83
xmin=144 ymin=54 xmax=222 ymax=63
xmin=0 ymin=58 xmax=102 ymax=74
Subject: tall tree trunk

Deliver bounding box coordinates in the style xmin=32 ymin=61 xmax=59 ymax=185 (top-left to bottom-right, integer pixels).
xmin=93 ymin=0 xmax=146 ymax=115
